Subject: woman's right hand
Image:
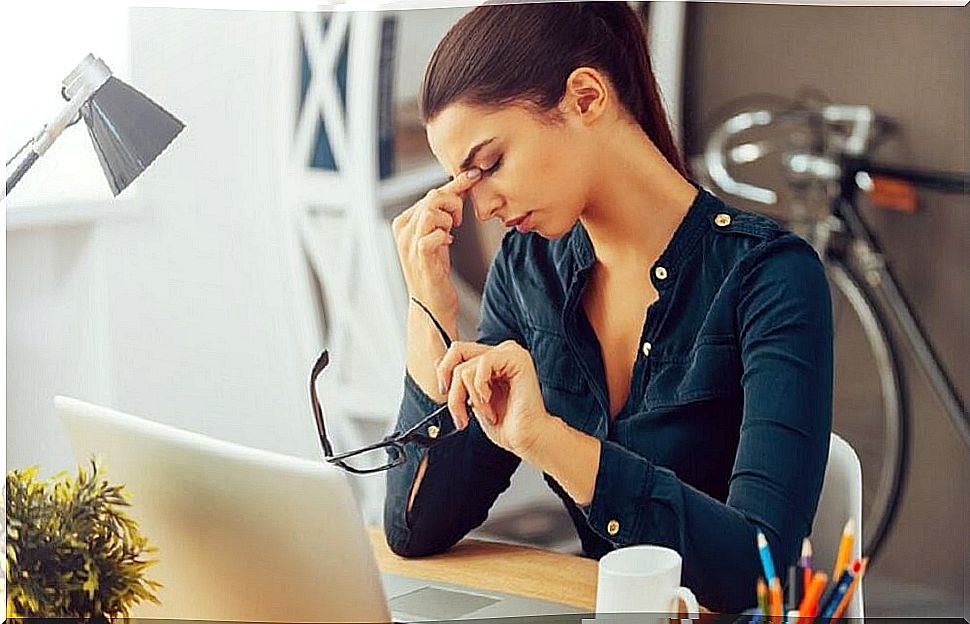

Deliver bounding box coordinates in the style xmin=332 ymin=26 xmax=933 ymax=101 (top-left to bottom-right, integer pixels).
xmin=392 ymin=167 xmax=483 ymax=322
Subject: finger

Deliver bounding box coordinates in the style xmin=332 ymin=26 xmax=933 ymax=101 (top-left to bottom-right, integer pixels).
xmin=471 ymin=359 xmax=496 ymax=425
xmin=447 ymin=362 xmax=473 ymax=430
xmin=437 ymin=341 xmax=489 ymax=393
xmin=414 ymin=205 xmax=456 ymax=238
xmin=441 ymin=166 xmax=482 ymax=196
xmin=391 ymin=205 xmax=415 ymax=234
xmin=436 ymin=168 xmax=483 ymax=227
xmin=422 ymin=188 xmax=465 ymax=229
xmin=416 ymin=229 xmax=453 ymax=258
xmin=461 ymin=362 xmax=486 ymax=409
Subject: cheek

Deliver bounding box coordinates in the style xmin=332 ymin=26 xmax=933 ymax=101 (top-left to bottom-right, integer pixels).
xmin=527 ymin=147 xmax=587 ymax=200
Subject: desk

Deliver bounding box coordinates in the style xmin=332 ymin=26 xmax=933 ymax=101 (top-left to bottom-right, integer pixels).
xmin=369 ymin=527 xmax=598 ymax=611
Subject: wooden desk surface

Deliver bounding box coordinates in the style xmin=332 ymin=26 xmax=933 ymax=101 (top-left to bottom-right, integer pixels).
xmin=369 ymin=527 xmax=598 ymax=611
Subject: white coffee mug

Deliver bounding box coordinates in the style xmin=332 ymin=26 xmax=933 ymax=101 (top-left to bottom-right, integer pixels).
xmin=595 ymin=545 xmax=700 ymax=617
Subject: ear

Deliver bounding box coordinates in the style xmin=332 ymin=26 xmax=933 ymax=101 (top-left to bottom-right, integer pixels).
xmin=559 ymin=67 xmax=610 ymax=125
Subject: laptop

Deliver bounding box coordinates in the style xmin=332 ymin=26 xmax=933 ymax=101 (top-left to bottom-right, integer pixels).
xmin=55 ymin=396 xmax=582 ymax=623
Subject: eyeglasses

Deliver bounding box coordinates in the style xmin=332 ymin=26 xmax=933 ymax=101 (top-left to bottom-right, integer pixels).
xmin=310 ymin=297 xmax=470 ymax=474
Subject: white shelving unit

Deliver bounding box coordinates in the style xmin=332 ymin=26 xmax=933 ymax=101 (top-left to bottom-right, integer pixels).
xmin=278 ymin=8 xmax=484 ymax=522
xmin=5 ymin=198 xmax=143 ymax=231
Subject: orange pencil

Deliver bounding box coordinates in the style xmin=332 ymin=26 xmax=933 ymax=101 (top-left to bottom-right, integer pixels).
xmin=832 ymin=518 xmax=855 ymax=580
xmin=798 ymin=571 xmax=829 ymax=617
xmin=769 ymin=577 xmax=784 ymax=617
xmin=831 ymin=557 xmax=869 ymax=618
xmin=757 ymin=577 xmax=769 ymax=616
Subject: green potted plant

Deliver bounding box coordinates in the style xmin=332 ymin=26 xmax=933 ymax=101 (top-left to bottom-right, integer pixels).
xmin=5 ymin=458 xmax=162 ymax=621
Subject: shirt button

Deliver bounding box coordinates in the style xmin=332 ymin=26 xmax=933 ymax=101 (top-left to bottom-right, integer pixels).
xmin=654 ymin=266 xmax=668 ymax=281
xmin=428 ymin=425 xmax=440 ymax=439
xmin=607 ymin=519 xmax=621 ymax=536
xmin=714 ymin=213 xmax=732 ymax=227
xmin=642 ymin=341 xmax=652 ymax=357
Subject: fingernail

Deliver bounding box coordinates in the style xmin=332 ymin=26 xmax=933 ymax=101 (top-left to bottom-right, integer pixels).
xmin=466 ymin=168 xmax=481 ymax=179
xmin=447 ymin=234 xmax=454 ymax=244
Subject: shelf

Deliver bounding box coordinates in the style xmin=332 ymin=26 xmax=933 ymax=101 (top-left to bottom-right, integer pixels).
xmin=5 ymin=197 xmax=143 ymax=232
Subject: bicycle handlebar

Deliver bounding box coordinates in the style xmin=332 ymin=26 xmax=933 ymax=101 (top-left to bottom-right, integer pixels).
xmin=703 ymin=104 xmax=881 ymax=205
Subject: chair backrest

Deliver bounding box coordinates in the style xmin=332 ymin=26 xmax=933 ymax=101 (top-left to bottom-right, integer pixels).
xmin=809 ymin=433 xmax=865 ymax=619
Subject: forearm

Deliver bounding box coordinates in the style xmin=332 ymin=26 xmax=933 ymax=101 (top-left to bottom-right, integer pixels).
xmin=406 ymin=302 xmax=457 ymax=403
xmin=520 ymin=413 xmax=601 ymax=507
xmin=403 ymin=303 xmax=457 ymax=512
xmin=384 ymin=373 xmax=521 ymax=556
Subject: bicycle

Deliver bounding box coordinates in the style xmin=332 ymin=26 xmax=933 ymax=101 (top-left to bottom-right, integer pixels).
xmin=692 ymin=95 xmax=970 ymax=564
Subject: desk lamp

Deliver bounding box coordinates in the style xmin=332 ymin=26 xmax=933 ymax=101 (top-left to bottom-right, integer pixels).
xmin=6 ymin=53 xmax=184 ymax=197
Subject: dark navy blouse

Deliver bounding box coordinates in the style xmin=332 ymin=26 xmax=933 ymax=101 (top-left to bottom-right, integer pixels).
xmin=383 ymin=181 xmax=833 ymax=613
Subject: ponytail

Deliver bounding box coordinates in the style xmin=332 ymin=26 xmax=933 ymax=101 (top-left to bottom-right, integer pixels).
xmin=583 ymin=2 xmax=687 ymax=177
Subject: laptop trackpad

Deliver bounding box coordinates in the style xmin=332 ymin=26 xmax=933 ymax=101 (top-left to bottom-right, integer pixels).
xmin=389 ymin=586 xmax=500 ymax=620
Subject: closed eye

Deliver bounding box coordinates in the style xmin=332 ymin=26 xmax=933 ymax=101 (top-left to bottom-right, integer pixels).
xmin=483 ymin=155 xmax=503 ymax=176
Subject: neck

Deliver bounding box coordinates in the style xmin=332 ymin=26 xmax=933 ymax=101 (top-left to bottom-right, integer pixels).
xmin=579 ymin=128 xmax=698 ymax=271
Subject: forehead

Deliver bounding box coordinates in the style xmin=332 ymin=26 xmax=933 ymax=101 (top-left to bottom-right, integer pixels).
xmin=426 ymin=103 xmax=531 ymax=174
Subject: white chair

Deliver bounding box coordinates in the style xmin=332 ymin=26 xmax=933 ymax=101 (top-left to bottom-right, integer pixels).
xmin=809 ymin=433 xmax=865 ymax=619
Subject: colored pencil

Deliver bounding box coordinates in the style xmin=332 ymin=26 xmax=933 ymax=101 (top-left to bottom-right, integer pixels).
xmin=801 ymin=538 xmax=813 ymax=596
xmin=757 ymin=576 xmax=769 ymax=616
xmin=757 ymin=531 xmax=777 ymax=583
xmin=770 ymin=577 xmax=784 ymax=617
xmin=820 ymin=559 xmax=863 ymax=618
xmin=831 ymin=557 xmax=869 ymax=619
xmin=797 ymin=571 xmax=828 ymax=617
xmin=831 ymin=518 xmax=855 ymax=580
xmin=787 ymin=564 xmax=804 ymax=611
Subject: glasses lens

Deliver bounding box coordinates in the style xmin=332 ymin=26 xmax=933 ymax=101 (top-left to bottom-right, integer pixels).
xmin=338 ymin=445 xmax=402 ymax=473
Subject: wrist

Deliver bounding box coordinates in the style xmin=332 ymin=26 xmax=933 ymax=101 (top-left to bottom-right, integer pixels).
xmin=522 ymin=414 xmax=600 ymax=507
xmin=514 ymin=410 xmax=557 ymax=464
xmin=408 ymin=298 xmax=458 ymax=340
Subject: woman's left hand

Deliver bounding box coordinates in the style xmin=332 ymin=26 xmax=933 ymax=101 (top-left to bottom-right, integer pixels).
xmin=436 ymin=340 xmax=550 ymax=457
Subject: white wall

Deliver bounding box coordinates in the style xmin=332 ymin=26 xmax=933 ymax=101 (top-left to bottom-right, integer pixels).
xmin=393 ymin=6 xmax=469 ymax=104
xmin=7 ymin=225 xmax=115 ymax=471
xmin=105 ymin=7 xmax=317 ymax=456
xmin=6 ymin=8 xmax=319 ymax=476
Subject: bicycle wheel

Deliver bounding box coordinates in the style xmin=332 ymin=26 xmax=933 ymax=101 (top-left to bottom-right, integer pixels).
xmin=826 ymin=259 xmax=909 ymax=563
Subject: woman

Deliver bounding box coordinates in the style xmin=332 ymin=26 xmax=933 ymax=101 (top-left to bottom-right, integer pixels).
xmin=385 ymin=1 xmax=832 ymax=613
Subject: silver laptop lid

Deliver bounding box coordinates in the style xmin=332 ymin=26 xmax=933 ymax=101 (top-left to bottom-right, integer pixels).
xmin=56 ymin=395 xmax=391 ymax=623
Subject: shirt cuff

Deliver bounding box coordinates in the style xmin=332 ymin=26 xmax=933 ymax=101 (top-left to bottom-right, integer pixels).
xmin=400 ymin=369 xmax=448 ymax=429
xmin=579 ymin=439 xmax=656 ymax=545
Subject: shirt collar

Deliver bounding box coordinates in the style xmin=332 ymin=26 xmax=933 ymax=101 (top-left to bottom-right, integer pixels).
xmin=567 ymin=178 xmax=715 ymax=289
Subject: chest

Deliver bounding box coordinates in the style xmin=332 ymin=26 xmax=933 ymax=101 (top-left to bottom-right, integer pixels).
xmin=581 ymin=272 xmax=659 ymax=419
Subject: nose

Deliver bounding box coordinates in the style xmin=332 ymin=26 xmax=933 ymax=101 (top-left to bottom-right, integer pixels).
xmin=467 ymin=186 xmax=503 ymax=222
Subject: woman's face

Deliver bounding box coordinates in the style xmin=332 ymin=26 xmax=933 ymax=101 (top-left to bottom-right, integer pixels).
xmin=426 ymin=102 xmax=593 ymax=239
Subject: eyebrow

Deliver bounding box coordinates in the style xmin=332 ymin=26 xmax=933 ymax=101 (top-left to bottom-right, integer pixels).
xmin=456 ymin=137 xmax=497 ymax=176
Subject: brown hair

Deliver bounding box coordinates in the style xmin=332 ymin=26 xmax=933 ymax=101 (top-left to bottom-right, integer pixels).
xmin=419 ymin=0 xmax=687 ymax=178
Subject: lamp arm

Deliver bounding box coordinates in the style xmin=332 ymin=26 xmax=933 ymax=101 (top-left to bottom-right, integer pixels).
xmin=5 ymin=54 xmax=112 ymax=197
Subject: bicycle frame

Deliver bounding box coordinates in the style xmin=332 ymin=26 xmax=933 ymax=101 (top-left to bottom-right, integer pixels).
xmin=833 ymin=157 xmax=970 ymax=448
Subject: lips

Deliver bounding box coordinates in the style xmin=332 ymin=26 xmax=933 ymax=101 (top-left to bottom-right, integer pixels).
xmin=504 ymin=212 xmax=531 ymax=228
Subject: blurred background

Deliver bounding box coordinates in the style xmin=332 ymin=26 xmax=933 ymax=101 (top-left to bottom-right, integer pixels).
xmin=5 ymin=1 xmax=967 ymax=618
